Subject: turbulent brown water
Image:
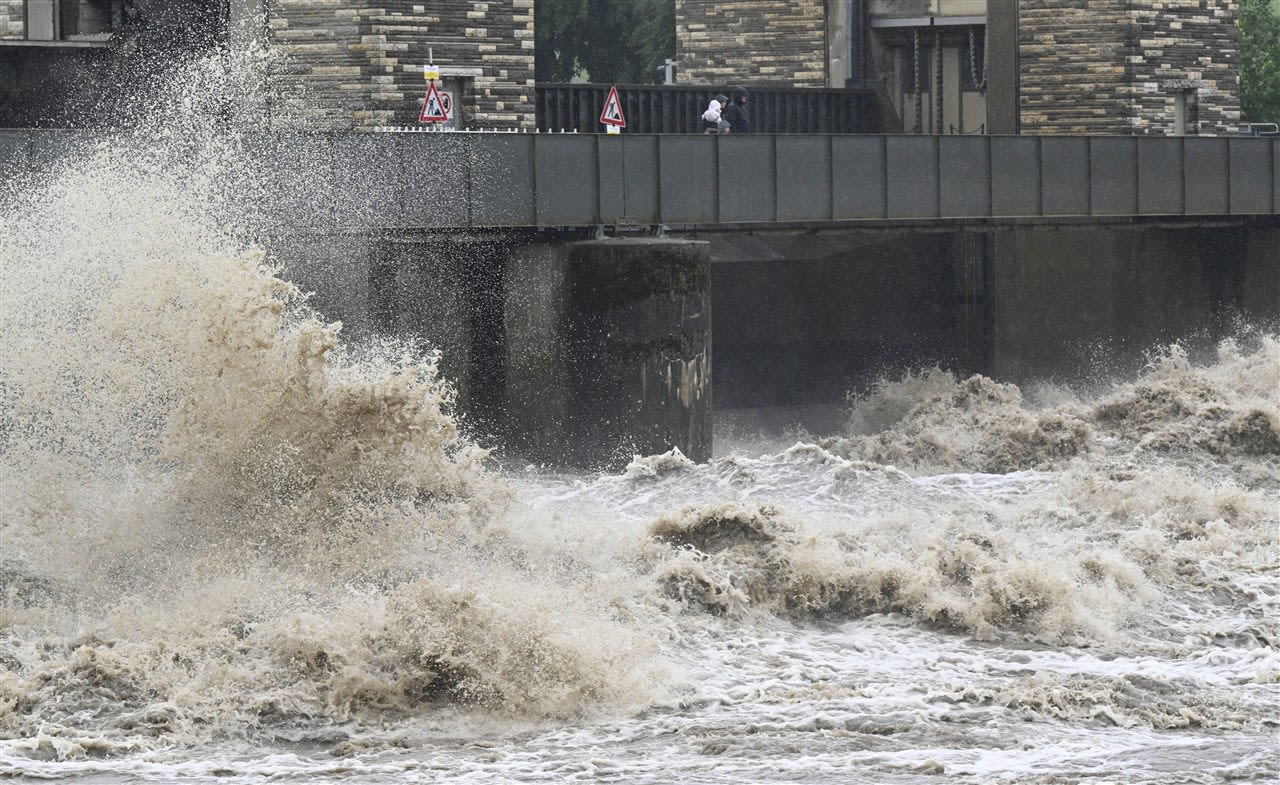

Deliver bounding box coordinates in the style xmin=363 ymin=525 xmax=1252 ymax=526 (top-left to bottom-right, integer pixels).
xmin=2 ymin=53 xmax=1277 ymax=783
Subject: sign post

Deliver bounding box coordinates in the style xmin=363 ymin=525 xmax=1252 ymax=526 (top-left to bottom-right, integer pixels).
xmin=419 ymin=54 xmax=450 ymax=125
xmin=599 ymin=85 xmax=626 ymax=134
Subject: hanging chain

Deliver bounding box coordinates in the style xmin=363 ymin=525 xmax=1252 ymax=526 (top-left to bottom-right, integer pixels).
xmin=968 ymin=27 xmax=988 ymax=93
xmin=912 ymin=27 xmax=922 ymax=133
xmin=934 ymin=28 xmax=943 ymax=134
xmin=913 ymin=28 xmax=920 ymax=95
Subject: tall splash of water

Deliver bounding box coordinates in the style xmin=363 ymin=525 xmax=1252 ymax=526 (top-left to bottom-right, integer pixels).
xmin=0 ymin=51 xmax=662 ymax=756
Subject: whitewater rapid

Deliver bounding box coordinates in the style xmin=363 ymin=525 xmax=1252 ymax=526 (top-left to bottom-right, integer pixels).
xmin=2 ymin=51 xmax=1277 ymax=784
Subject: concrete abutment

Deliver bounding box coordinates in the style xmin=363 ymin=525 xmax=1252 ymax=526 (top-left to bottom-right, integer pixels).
xmin=503 ymin=238 xmax=713 ymax=469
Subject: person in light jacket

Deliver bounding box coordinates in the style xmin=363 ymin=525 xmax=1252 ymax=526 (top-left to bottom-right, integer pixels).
xmin=702 ymin=94 xmax=728 ymax=134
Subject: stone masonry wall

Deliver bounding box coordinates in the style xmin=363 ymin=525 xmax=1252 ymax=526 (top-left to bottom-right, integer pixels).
xmin=676 ymin=0 xmax=827 ymax=87
xmin=1019 ymin=0 xmax=1138 ymax=134
xmin=1127 ymin=0 xmax=1240 ymax=134
xmin=1020 ymin=0 xmax=1241 ymax=135
xmin=269 ymin=0 xmax=534 ymax=131
xmin=2 ymin=1 xmax=25 ymax=38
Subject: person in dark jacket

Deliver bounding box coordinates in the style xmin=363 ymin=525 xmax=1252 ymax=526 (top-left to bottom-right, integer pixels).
xmin=722 ymin=86 xmax=750 ymax=133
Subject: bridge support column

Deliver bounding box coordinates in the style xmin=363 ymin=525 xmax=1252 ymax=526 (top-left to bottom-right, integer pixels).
xmin=503 ymin=237 xmax=712 ymax=469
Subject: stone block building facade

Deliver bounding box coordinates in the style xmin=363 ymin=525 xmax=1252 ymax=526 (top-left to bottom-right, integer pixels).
xmin=0 ymin=0 xmax=534 ymax=130
xmin=675 ymin=0 xmax=1244 ymax=136
xmin=2 ymin=0 xmax=1247 ymax=135
xmin=1020 ymin=0 xmax=1241 ymax=135
xmin=266 ymin=1 xmax=535 ymax=131
xmin=0 ymin=4 xmax=23 ymax=37
xmin=676 ymin=0 xmax=828 ymax=87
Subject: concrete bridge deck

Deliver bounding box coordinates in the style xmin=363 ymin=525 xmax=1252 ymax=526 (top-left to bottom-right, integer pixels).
xmin=2 ymin=130 xmax=1277 ymax=229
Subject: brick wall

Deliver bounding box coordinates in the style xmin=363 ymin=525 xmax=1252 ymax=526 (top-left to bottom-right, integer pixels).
xmin=268 ymin=0 xmax=535 ymax=131
xmin=676 ymin=0 xmax=827 ymax=87
xmin=1020 ymin=0 xmax=1241 ymax=135
xmin=1 ymin=0 xmax=25 ymax=38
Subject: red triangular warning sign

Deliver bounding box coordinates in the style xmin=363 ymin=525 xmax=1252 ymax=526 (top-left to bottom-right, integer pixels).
xmin=419 ymin=81 xmax=448 ymax=123
xmin=599 ymin=85 xmax=626 ymax=128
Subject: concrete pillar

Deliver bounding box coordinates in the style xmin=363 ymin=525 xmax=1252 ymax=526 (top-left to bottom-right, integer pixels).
xmin=986 ymin=2 xmax=1020 ymax=135
xmin=503 ymin=238 xmax=712 ymax=469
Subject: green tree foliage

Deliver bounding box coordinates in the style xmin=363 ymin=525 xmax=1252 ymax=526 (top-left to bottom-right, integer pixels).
xmin=535 ymin=0 xmax=676 ymax=84
xmin=1240 ymin=0 xmax=1280 ymax=123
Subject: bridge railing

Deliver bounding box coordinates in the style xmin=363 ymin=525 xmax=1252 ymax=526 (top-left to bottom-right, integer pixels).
xmin=1 ymin=130 xmax=1276 ymax=228
xmin=535 ymin=82 xmax=902 ymax=134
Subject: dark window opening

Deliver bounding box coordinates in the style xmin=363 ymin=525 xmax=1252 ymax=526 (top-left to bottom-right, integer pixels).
xmin=904 ymin=44 xmax=932 ymax=94
xmin=25 ymin=0 xmax=117 ymax=41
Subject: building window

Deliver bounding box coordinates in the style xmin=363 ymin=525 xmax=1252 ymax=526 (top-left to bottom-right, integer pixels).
xmin=903 ymin=39 xmax=932 ymax=95
xmin=1173 ymin=90 xmax=1198 ymax=136
xmin=25 ymin=0 xmax=115 ymax=41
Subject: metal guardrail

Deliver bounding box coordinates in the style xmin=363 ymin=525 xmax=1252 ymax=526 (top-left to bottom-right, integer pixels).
xmin=535 ymin=83 xmax=899 ymax=134
xmin=1 ymin=130 xmax=1276 ymax=228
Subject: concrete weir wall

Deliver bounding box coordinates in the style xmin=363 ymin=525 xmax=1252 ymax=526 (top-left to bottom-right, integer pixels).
xmin=987 ymin=221 xmax=1280 ymax=383
xmin=272 ymin=219 xmax=1275 ymax=464
xmin=704 ymin=219 xmax=1279 ymax=416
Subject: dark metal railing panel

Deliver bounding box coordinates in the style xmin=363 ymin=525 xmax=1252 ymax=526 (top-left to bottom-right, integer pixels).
xmin=25 ymin=128 xmax=79 ymax=175
xmin=620 ymin=135 xmax=661 ymax=224
xmin=991 ymin=136 xmax=1040 ymax=217
xmin=596 ymin=135 xmax=626 ymax=222
xmin=657 ymin=135 xmax=717 ymax=223
xmin=1184 ymin=138 xmax=1231 ymax=215
xmin=1274 ymin=139 xmax=1279 ymax=212
xmin=471 ymin=134 xmax=535 ymax=227
xmin=250 ymin=132 xmax=338 ymax=229
xmin=1138 ymin=137 xmax=1185 ymax=216
xmin=332 ymin=132 xmax=403 ymax=229
xmin=0 ymin=131 xmax=30 ymax=183
xmin=535 ymin=133 xmax=599 ymax=226
xmin=402 ymin=132 xmax=473 ymax=228
xmin=1038 ymin=137 xmax=1089 ymax=217
xmin=535 ymin=84 xmax=876 ymax=135
xmin=940 ymin=135 xmax=991 ymax=218
xmin=1229 ymin=137 xmax=1275 ymax=215
xmin=777 ymin=135 xmax=832 ymax=222
xmin=1090 ymin=137 xmax=1140 ymax=216
xmin=717 ymin=136 xmax=776 ymax=223
xmin=3 ymin=130 xmax=1277 ymax=228
xmin=831 ymin=135 xmax=885 ymax=219
xmin=886 ymin=136 xmax=939 ymax=219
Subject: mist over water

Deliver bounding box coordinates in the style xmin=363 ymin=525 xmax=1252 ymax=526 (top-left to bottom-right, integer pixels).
xmin=2 ymin=52 xmax=1277 ymax=783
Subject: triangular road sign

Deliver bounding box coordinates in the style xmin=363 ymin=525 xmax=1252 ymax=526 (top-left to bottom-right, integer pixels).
xmin=599 ymin=85 xmax=626 ymax=128
xmin=419 ymin=81 xmax=449 ymax=123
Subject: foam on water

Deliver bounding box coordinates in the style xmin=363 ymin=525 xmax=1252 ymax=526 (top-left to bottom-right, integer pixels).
xmin=1 ymin=50 xmax=1277 ymax=783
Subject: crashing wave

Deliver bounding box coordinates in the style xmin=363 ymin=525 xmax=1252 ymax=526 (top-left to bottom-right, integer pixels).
xmin=646 ymin=501 xmax=1149 ymax=642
